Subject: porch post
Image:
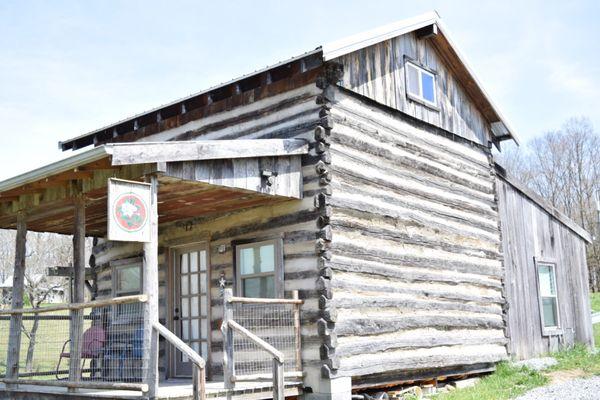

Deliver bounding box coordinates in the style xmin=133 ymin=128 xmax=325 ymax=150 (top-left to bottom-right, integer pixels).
xmin=5 ymin=211 xmax=27 ymax=385
xmin=142 ymin=175 xmax=159 ymax=398
xmin=222 ymin=288 xmax=235 ymax=389
xmin=68 ymin=193 xmax=86 ymax=388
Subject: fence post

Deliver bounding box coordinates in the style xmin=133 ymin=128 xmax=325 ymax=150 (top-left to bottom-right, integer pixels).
xmin=192 ymin=364 xmax=206 ymax=400
xmin=69 ymin=194 xmax=86 ymax=390
xmin=222 ymin=288 xmax=235 ymax=389
xmin=272 ymin=358 xmax=284 ymax=400
xmin=292 ymin=290 xmax=302 ymax=371
xmin=5 ymin=212 xmax=27 ymax=387
xmin=143 ymin=175 xmax=159 ymax=398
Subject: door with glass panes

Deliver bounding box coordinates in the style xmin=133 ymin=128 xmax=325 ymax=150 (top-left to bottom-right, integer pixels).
xmin=172 ymin=245 xmax=209 ymax=376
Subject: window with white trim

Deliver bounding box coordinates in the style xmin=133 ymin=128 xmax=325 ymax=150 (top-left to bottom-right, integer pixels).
xmin=537 ymin=263 xmax=559 ymax=329
xmin=405 ymin=60 xmax=437 ymax=107
xmin=235 ymin=239 xmax=283 ymax=298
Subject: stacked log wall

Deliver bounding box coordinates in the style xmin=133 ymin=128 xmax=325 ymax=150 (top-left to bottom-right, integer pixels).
xmin=323 ymin=86 xmax=508 ymax=383
xmin=91 ymin=83 xmax=330 ymax=379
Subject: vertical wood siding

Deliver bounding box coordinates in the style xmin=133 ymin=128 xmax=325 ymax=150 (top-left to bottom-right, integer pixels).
xmin=336 ymin=32 xmax=492 ymax=146
xmin=496 ymin=176 xmax=594 ymax=359
xmin=326 ymin=87 xmax=507 ymax=380
xmin=91 ymin=83 xmax=325 ymax=379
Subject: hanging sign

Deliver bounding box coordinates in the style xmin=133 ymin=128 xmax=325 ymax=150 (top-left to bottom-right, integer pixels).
xmin=108 ymin=178 xmax=152 ymax=242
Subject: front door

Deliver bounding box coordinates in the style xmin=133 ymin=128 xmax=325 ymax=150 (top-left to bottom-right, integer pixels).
xmin=172 ymin=245 xmax=210 ymax=377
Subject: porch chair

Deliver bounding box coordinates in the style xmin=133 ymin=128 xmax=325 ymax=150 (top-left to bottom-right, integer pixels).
xmin=56 ymin=324 xmax=106 ymax=380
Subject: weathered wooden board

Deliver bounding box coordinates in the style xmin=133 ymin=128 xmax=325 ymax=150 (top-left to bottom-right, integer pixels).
xmin=496 ymin=172 xmax=594 ymax=359
xmin=108 ymin=139 xmax=308 ymax=166
xmin=335 ymin=31 xmax=492 ymax=146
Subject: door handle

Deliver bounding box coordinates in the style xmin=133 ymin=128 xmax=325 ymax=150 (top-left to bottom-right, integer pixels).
xmin=173 ymin=316 xmax=180 ymax=321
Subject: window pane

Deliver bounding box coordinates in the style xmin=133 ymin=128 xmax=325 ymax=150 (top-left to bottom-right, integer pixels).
xmin=201 ymin=319 xmax=208 ymax=339
xmin=182 ymin=320 xmax=189 ymax=340
xmin=240 ymin=248 xmax=256 ymax=275
xmin=191 ymin=320 xmax=199 ymax=339
xmin=181 ymin=254 xmax=188 ymax=274
xmin=259 ymin=244 xmax=275 ymax=273
xmin=181 ymin=275 xmax=189 ymax=296
xmin=191 ymin=296 xmax=199 ymax=317
xmin=542 ymin=297 xmax=558 ymax=327
xmin=407 ymin=63 xmax=420 ymax=96
xmin=421 ymin=72 xmax=435 ymax=103
xmin=200 ymin=272 xmax=207 ymax=293
xmin=117 ymin=265 xmax=141 ymax=293
xmin=538 ymin=265 xmax=556 ymax=296
xmin=190 ymin=252 xmax=198 ymax=272
xmin=243 ymin=276 xmax=275 ymax=298
xmin=190 ymin=274 xmax=199 ymax=294
xmin=181 ymin=298 xmax=189 ymax=317
xmin=199 ymin=250 xmax=207 ymax=271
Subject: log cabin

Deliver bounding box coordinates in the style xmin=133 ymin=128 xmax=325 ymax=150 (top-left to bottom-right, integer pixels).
xmin=0 ymin=11 xmax=593 ymax=400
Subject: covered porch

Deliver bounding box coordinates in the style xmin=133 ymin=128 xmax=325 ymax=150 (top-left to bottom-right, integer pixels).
xmin=0 ymin=139 xmax=308 ymax=400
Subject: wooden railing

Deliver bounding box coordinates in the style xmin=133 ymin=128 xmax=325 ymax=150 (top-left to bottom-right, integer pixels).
xmin=0 ymin=295 xmax=148 ymax=392
xmin=221 ymin=289 xmax=303 ymax=400
xmin=153 ymin=322 xmax=206 ymax=400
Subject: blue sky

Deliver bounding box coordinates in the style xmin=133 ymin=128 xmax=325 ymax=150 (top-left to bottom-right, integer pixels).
xmin=0 ymin=0 xmax=598 ymax=179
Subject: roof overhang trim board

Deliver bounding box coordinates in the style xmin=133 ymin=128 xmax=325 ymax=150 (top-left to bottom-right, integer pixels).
xmin=0 ymin=139 xmax=308 ymax=196
xmin=495 ymin=162 xmax=592 ymax=243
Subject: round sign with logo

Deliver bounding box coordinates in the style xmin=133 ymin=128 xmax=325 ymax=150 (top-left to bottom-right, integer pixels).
xmin=113 ymin=192 xmax=148 ymax=233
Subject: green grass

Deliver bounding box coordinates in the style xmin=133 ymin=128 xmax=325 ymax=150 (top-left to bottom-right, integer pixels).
xmin=434 ymin=344 xmax=600 ymax=400
xmin=0 ymin=308 xmax=77 ymax=379
xmin=549 ymin=344 xmax=600 ymax=374
xmin=590 ymin=292 xmax=600 ymax=313
xmin=432 ymin=363 xmax=547 ymax=400
xmin=594 ymin=323 xmax=600 ymax=348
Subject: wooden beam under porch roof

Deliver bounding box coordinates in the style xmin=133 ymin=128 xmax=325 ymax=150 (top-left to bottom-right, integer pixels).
xmin=0 ymin=139 xmax=308 ymax=236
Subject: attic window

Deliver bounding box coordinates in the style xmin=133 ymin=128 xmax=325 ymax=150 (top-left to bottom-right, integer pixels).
xmin=405 ymin=61 xmax=437 ymax=108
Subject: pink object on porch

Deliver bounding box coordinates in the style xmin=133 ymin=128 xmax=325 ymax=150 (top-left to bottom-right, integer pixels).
xmin=81 ymin=325 xmax=106 ymax=357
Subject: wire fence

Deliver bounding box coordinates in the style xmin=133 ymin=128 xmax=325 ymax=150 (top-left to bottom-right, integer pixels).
xmin=226 ymin=294 xmax=302 ymax=379
xmin=0 ymin=296 xmax=147 ymax=385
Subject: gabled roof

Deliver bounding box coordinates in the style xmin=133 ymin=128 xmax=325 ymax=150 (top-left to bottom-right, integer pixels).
xmin=59 ymin=11 xmax=519 ymax=151
xmin=323 ymin=11 xmax=520 ymax=145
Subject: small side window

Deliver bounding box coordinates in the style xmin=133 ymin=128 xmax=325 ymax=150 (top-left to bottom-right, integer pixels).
xmin=405 ymin=60 xmax=437 ymax=108
xmin=536 ymin=262 xmax=560 ymax=332
xmin=235 ymin=239 xmax=283 ymax=298
xmin=112 ymin=259 xmax=143 ymax=319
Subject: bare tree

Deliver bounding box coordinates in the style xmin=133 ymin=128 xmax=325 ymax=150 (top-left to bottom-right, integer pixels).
xmin=0 ymin=229 xmax=73 ymax=372
xmin=501 ymin=117 xmax=600 ymax=291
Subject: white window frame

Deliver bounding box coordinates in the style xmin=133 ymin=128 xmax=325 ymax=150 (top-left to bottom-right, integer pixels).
xmin=235 ymin=238 xmax=284 ymax=298
xmin=535 ymin=259 xmax=562 ymax=335
xmin=404 ymin=59 xmax=438 ymax=109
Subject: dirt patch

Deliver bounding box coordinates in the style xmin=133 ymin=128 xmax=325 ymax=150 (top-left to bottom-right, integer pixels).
xmin=545 ymin=369 xmax=588 ymax=384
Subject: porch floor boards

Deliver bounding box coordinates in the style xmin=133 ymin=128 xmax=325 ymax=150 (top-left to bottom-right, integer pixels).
xmin=0 ymin=379 xmax=303 ymax=400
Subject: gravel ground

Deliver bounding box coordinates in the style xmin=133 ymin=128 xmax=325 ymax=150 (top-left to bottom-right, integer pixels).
xmin=515 ymin=376 xmax=600 ymax=400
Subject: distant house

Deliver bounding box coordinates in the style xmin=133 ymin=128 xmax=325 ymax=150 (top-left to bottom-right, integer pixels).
xmin=0 ymin=11 xmax=592 ymax=400
xmin=0 ymin=274 xmax=67 ymax=305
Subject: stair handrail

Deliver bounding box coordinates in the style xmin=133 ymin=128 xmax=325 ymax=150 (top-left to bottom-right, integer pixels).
xmin=153 ymin=321 xmax=206 ymax=400
xmin=224 ymin=319 xmax=285 ymax=400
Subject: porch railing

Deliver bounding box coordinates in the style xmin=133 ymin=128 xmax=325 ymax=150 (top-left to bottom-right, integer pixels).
xmin=222 ymin=289 xmax=303 ymax=400
xmin=0 ymin=295 xmax=149 ymax=392
xmin=154 ymin=321 xmax=206 ymax=400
